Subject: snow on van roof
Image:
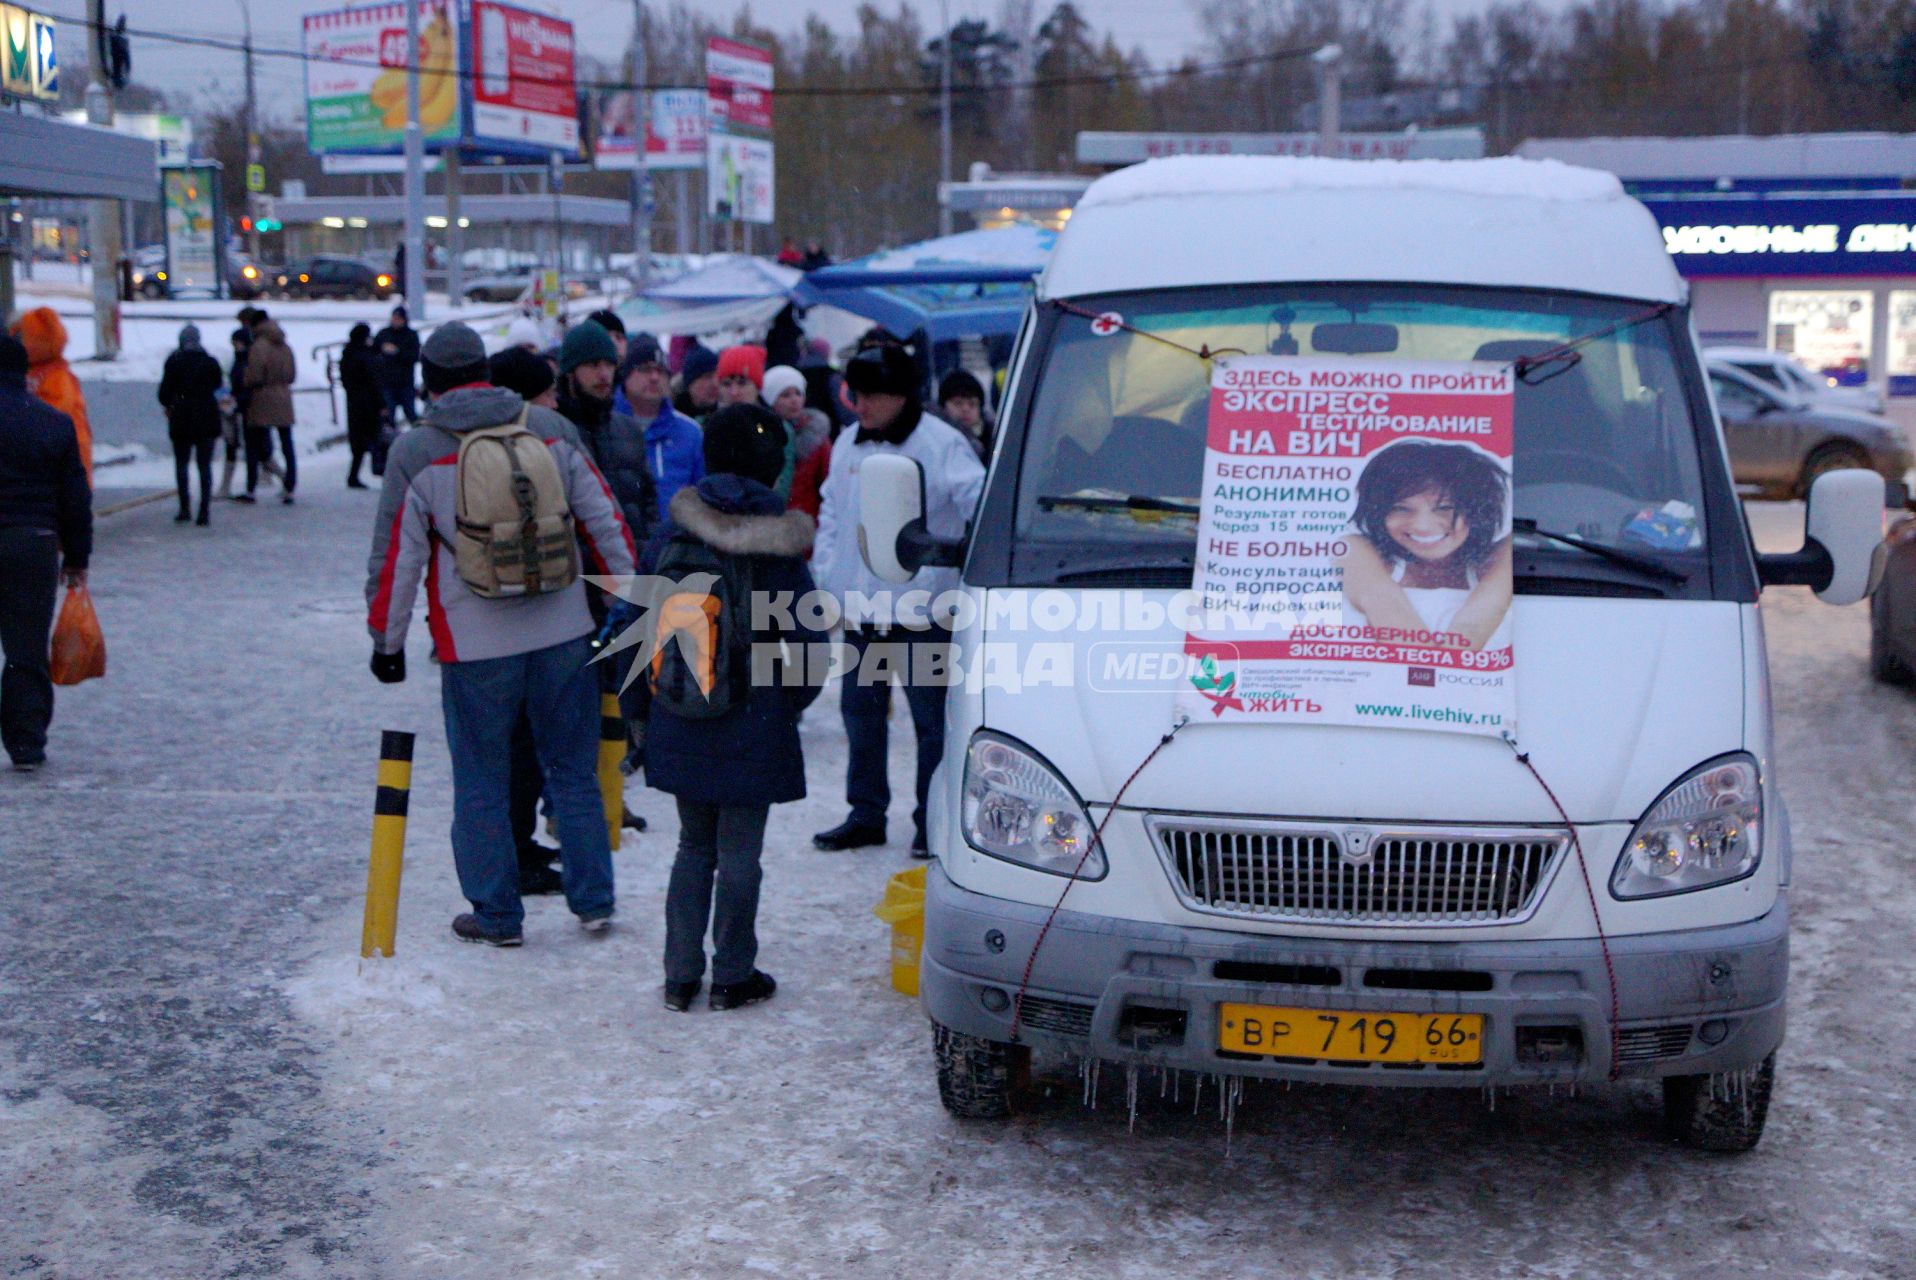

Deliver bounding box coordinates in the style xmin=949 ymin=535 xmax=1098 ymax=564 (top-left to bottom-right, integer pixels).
xmin=1045 ymin=155 xmax=1684 ymax=304
xmin=1076 ymin=155 xmax=1625 ymax=211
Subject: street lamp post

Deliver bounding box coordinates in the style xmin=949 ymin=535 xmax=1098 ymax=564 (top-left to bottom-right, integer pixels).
xmin=401 ymin=0 xmax=427 ymax=319
xmin=938 ymin=0 xmax=953 ymax=237
xmin=240 ymin=0 xmax=261 ymax=264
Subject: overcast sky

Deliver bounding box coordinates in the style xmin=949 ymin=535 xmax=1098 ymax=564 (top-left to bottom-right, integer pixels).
xmin=76 ymin=0 xmax=1503 ymax=120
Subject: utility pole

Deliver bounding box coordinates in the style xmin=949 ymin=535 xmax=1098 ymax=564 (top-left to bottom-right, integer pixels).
xmin=241 ymin=0 xmax=260 ymax=262
xmin=446 ymin=150 xmax=463 ymax=304
xmin=402 ymin=0 xmax=427 ymax=320
xmin=630 ymin=0 xmax=651 ymax=291
xmin=938 ymin=0 xmax=953 ymax=236
xmin=1313 ymin=43 xmax=1344 ymax=157
xmin=85 ymin=0 xmax=121 ymax=359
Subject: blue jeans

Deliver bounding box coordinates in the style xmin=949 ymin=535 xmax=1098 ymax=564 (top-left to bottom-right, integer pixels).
xmin=440 ymin=637 xmax=613 ymax=933
xmin=839 ymin=625 xmax=951 ymax=844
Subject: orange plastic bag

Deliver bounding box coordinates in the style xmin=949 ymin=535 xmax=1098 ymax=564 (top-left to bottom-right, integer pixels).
xmin=49 ymin=584 xmax=105 ymax=685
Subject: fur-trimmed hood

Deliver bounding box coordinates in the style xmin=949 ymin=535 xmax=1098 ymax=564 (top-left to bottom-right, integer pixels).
xmin=668 ymin=478 xmax=814 ymax=558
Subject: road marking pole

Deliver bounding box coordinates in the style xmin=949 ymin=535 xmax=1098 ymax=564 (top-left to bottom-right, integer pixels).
xmin=598 ymin=693 xmax=624 ymax=852
xmin=361 ymin=730 xmax=415 ymax=958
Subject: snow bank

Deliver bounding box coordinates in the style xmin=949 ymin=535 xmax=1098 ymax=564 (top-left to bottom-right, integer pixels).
xmin=1077 ymin=155 xmax=1625 ymax=210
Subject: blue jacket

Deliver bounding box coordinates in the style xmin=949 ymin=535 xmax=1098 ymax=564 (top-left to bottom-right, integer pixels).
xmin=639 ymin=399 xmax=705 ymax=521
xmin=640 ymin=475 xmax=823 ymax=807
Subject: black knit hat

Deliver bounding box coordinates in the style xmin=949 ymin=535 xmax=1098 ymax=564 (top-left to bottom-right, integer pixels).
xmin=845 ymin=345 xmax=918 ymax=398
xmin=702 ymin=403 xmax=788 ymax=488
xmin=586 ymin=308 xmax=626 ymax=337
xmin=489 ymin=346 xmax=556 ymax=402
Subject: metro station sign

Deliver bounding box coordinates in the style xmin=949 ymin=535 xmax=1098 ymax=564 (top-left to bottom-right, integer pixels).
xmin=1 ymin=4 xmax=57 ymax=102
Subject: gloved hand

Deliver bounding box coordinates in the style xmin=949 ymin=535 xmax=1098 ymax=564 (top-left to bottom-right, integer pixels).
xmin=594 ymin=598 xmax=642 ymax=650
xmin=370 ymin=650 xmax=406 ymax=684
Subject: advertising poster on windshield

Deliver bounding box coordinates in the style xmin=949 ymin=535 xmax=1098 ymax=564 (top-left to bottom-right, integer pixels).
xmin=302 ymin=1 xmax=461 ymax=155
xmin=1178 ymin=356 xmax=1515 ymax=737
xmin=469 ymin=1 xmax=578 ymax=153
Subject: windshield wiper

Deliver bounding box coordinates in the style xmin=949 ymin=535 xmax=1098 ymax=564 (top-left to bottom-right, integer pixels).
xmin=1037 ymin=494 xmax=1202 ymax=515
xmin=1511 ymin=518 xmax=1689 ymax=585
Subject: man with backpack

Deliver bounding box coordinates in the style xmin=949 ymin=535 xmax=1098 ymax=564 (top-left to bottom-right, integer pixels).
xmin=365 ymin=322 xmax=637 ymax=946
xmin=640 ymin=402 xmax=829 ymax=1011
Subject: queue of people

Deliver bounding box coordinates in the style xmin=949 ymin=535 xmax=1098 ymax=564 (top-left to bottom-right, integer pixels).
xmin=359 ymin=308 xmax=1000 ymax=1014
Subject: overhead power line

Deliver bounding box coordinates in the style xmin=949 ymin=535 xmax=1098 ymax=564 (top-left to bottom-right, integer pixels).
xmin=47 ymin=10 xmax=1322 ymax=99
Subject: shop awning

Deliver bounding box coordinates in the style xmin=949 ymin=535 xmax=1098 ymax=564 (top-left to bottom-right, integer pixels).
xmin=792 ymin=225 xmax=1053 ymax=342
xmin=0 ymin=110 xmax=158 ymax=202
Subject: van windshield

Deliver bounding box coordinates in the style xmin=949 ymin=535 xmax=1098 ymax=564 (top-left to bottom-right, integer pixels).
xmin=1011 ymin=285 xmax=1714 ymax=592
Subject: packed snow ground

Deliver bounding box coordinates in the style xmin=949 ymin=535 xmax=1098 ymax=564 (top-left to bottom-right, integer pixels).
xmin=6 ymin=477 xmax=1916 ymax=1277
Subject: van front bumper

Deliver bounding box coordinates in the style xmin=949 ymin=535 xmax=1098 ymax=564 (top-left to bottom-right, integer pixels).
xmin=920 ymin=864 xmax=1786 ymax=1086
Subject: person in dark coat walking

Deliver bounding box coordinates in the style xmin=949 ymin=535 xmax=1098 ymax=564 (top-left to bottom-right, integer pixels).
xmin=241 ymin=319 xmax=298 ymax=504
xmin=339 ymin=322 xmax=385 ymax=488
xmin=376 ymin=306 xmax=421 ymax=427
xmin=157 ymin=324 xmax=225 ymax=525
xmin=642 ymin=403 xmax=827 ymax=1012
xmin=0 ymin=334 xmax=91 ymax=771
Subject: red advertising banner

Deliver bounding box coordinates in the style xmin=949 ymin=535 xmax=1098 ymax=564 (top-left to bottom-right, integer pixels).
xmin=1179 ymin=357 xmax=1517 ymax=735
xmin=705 ymin=36 xmax=773 ymax=133
xmin=470 ymin=0 xmax=578 ymax=152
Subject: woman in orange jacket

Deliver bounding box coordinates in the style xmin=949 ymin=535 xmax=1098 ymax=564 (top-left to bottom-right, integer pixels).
xmin=12 ymin=308 xmax=92 ymax=483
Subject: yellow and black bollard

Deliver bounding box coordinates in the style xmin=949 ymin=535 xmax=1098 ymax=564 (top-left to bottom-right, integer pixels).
xmin=361 ymin=730 xmax=415 ymax=959
xmin=597 ymin=693 xmax=624 ymax=853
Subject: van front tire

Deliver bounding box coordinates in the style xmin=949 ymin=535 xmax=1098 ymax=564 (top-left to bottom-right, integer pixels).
xmin=933 ymin=1021 xmax=1028 ymax=1119
xmin=1662 ymin=1052 xmax=1776 ymax=1152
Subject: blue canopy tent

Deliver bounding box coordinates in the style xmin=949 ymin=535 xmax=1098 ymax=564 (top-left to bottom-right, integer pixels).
xmin=792 ymin=225 xmax=1054 ymax=344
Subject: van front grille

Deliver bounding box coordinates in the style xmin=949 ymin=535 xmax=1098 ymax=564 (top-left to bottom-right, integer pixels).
xmin=1150 ymin=820 xmax=1565 ymax=927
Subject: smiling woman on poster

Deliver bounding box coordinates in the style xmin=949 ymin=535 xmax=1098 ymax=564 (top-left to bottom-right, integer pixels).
xmin=1340 ymin=440 xmax=1513 ymax=651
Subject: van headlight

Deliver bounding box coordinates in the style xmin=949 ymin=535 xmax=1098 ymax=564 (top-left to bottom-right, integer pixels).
xmin=962 ymin=731 xmax=1102 ymax=878
xmin=1612 ymin=755 xmax=1761 ymax=899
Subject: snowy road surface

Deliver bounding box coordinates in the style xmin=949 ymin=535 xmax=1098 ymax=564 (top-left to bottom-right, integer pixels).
xmin=6 ymin=467 xmax=1916 ymax=1278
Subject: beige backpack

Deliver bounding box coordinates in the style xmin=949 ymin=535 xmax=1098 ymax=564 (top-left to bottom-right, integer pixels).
xmin=451 ymin=409 xmax=579 ymax=598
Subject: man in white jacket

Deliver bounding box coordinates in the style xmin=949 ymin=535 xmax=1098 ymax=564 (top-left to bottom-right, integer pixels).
xmin=812 ymin=345 xmax=986 ymax=856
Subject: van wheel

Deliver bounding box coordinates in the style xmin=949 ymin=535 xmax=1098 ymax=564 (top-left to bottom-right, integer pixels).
xmin=1797 ymin=444 xmax=1870 ymax=498
xmin=1662 ymin=1052 xmax=1776 ymax=1152
xmin=1870 ymin=614 xmax=1913 ymax=684
xmin=933 ymin=1021 xmax=1028 ymax=1119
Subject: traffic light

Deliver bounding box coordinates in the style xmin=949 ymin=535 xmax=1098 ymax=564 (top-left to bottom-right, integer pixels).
xmin=255 ymin=219 xmax=282 ymax=233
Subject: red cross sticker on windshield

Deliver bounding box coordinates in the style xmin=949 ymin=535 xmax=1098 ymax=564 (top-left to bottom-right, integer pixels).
xmin=1090 ymin=312 xmax=1124 ymax=336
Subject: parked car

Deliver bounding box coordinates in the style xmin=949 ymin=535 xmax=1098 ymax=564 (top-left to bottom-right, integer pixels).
xmin=273 ymin=255 xmax=396 ymax=300
xmin=461 ymin=271 xmax=532 ymax=303
xmin=860 ymin=155 xmax=1887 ymax=1153
xmin=1707 ymin=361 xmax=1912 ymax=500
xmin=1871 ymin=502 xmax=1916 ymax=684
xmin=1706 ymin=345 xmax=1887 ymax=416
xmin=130 ymin=243 xmax=169 ymax=299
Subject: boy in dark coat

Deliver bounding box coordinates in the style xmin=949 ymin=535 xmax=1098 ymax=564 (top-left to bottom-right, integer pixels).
xmin=642 ymin=403 xmax=827 ymax=1012
xmin=156 ymin=324 xmax=225 ymax=524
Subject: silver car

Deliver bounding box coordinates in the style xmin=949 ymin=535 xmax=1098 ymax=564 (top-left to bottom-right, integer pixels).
xmin=1707 ymin=361 xmax=1912 ymax=501
xmin=1705 ymin=345 xmax=1886 ymax=415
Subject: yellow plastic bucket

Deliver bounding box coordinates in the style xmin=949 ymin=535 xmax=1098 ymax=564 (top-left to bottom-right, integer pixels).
xmin=872 ymin=865 xmax=929 ymax=996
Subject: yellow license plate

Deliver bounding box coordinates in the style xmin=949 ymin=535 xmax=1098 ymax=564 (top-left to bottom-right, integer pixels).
xmin=1218 ymin=1003 xmax=1485 ymax=1065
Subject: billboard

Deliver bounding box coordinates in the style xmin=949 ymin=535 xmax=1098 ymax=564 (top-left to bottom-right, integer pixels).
xmin=303 ymin=1 xmax=460 ymax=155
xmin=162 ymin=165 xmax=223 ymax=297
xmin=2 ymin=4 xmax=57 ymax=102
xmin=706 ymin=37 xmax=772 ymax=133
xmin=707 ymin=133 xmax=773 ymax=224
xmin=469 ymin=1 xmax=578 ymax=153
xmin=596 ymin=88 xmax=706 ymax=171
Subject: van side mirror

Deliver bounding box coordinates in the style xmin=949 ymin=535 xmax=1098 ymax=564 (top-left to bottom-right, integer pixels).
xmin=857 ymin=454 xmax=964 ymax=583
xmin=1757 ymin=468 xmax=1887 ymax=604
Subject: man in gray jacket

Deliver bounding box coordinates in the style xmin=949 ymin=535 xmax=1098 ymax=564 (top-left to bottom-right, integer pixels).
xmin=365 ymin=323 xmax=638 ymax=946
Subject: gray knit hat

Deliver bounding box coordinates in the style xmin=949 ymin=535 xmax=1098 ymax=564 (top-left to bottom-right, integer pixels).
xmin=422 ymin=321 xmax=487 ymax=370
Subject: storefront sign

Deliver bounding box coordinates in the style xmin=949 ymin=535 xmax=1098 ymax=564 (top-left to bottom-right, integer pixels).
xmin=470 ymin=1 xmax=578 ymax=153
xmin=706 ymin=132 xmax=774 ymax=224
xmin=303 ymin=1 xmax=461 ymax=155
xmin=706 ymin=37 xmax=772 ymax=133
xmin=1180 ymin=357 xmax=1515 ymax=737
xmin=1076 ymin=129 xmax=1485 ymax=165
xmin=1643 ymin=195 xmax=1916 ymax=278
